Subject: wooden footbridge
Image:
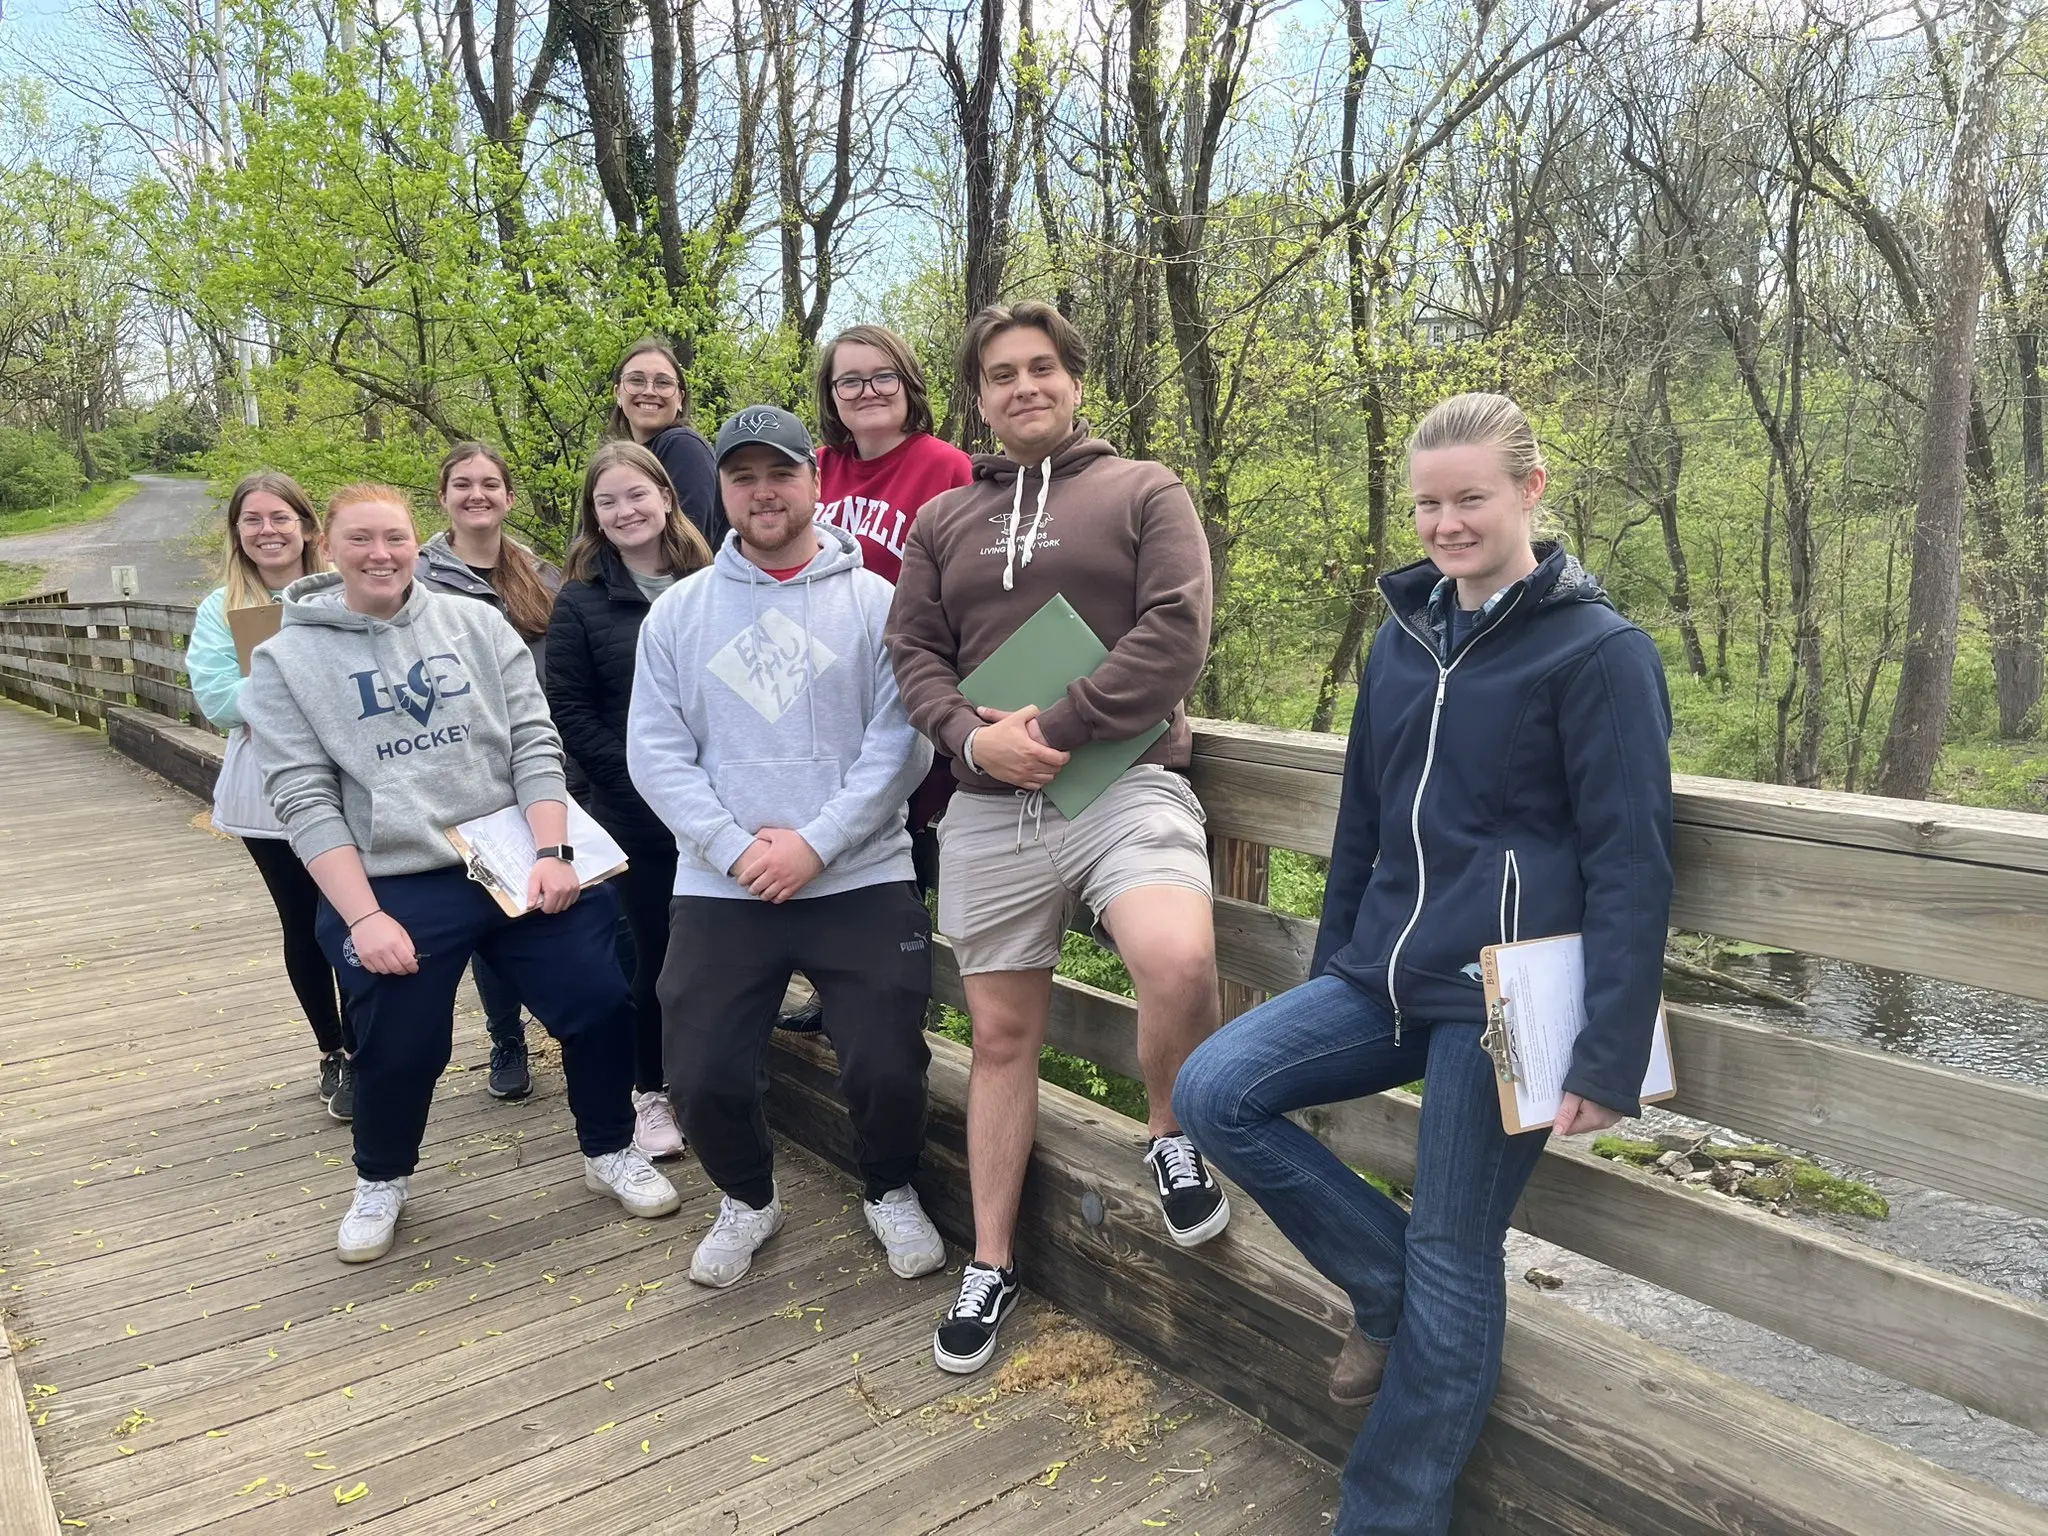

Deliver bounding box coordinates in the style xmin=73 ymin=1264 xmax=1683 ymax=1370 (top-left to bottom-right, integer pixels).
xmin=4 ymin=599 xmax=2047 ymax=1535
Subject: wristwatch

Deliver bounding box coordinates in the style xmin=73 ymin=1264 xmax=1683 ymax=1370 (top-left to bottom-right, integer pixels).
xmin=534 ymin=845 xmax=575 ymax=864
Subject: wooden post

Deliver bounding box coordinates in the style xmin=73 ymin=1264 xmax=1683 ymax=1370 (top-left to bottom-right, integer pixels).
xmin=1211 ymin=834 xmax=1271 ymax=1022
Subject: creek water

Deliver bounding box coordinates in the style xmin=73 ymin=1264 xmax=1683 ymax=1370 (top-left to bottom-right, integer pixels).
xmin=1696 ymin=949 xmax=2048 ymax=1088
xmin=1527 ymin=950 xmax=2048 ymax=1505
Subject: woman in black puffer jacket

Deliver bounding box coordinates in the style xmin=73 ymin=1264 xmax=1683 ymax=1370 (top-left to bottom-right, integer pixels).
xmin=546 ymin=441 xmax=713 ymax=1159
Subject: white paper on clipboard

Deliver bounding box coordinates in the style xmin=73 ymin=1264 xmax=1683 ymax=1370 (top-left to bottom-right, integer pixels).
xmin=1480 ymin=933 xmax=1675 ymax=1133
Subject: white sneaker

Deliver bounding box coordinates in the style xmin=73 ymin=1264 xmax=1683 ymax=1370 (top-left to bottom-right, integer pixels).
xmin=864 ymin=1185 xmax=945 ymax=1278
xmin=632 ymin=1090 xmax=686 ymax=1160
xmin=584 ymin=1146 xmax=681 ymax=1218
xmin=688 ymin=1188 xmax=784 ymax=1288
xmin=336 ymin=1176 xmax=408 ymax=1263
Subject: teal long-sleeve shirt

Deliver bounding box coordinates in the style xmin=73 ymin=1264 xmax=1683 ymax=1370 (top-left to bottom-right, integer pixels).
xmin=188 ymin=587 xmax=281 ymax=729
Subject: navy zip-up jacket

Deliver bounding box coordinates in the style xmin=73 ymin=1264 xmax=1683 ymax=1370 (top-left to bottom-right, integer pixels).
xmin=1312 ymin=543 xmax=1674 ymax=1115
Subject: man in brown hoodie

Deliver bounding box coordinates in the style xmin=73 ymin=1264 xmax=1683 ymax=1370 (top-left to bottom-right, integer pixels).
xmin=887 ymin=301 xmax=1230 ymax=1375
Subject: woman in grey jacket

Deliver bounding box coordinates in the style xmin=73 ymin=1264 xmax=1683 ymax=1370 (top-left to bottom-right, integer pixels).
xmin=243 ymin=484 xmax=680 ymax=1264
xmin=414 ymin=442 xmax=562 ymax=1101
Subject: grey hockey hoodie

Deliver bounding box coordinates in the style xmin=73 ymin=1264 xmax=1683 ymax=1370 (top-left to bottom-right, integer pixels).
xmin=627 ymin=522 xmax=931 ymax=899
xmin=242 ymin=572 xmax=568 ymax=876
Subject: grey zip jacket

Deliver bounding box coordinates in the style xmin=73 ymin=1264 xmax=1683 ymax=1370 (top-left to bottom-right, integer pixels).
xmin=242 ymin=572 xmax=568 ymax=876
xmin=627 ymin=523 xmax=931 ymax=900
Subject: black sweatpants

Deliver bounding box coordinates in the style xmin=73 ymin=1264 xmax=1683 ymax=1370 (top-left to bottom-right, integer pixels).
xmin=616 ymin=836 xmax=680 ymax=1093
xmin=243 ymin=835 xmax=357 ymax=1057
xmin=660 ymin=883 xmax=932 ymax=1208
xmin=316 ymin=867 xmax=636 ymax=1182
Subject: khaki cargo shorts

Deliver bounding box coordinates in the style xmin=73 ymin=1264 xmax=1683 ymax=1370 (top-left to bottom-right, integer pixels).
xmin=936 ymin=764 xmax=1212 ymax=975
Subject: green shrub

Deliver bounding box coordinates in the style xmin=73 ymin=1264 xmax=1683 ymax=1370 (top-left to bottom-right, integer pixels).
xmin=0 ymin=428 xmax=85 ymax=511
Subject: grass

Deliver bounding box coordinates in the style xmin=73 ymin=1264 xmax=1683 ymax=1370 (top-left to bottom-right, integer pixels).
xmin=0 ymin=478 xmax=144 ymax=539
xmin=0 ymin=561 xmax=47 ymax=602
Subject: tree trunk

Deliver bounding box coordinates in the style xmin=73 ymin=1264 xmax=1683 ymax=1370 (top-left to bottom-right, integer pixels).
xmin=1647 ymin=358 xmax=1707 ymax=679
xmin=559 ymin=0 xmax=652 ymax=235
xmin=1127 ymin=0 xmax=1250 ymax=672
xmin=1877 ymin=0 xmax=2009 ymax=797
xmin=943 ymin=0 xmax=1012 ymax=449
xmin=1985 ymin=208 xmax=2046 ymax=737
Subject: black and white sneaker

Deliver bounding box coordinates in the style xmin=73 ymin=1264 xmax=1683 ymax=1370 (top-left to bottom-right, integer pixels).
xmin=1146 ymin=1134 xmax=1231 ymax=1247
xmin=933 ymin=1260 xmax=1019 ymax=1374
xmin=318 ymin=1051 xmax=344 ymax=1105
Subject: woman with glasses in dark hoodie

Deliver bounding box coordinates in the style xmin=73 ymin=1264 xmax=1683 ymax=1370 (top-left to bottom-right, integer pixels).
xmin=607 ymin=335 xmax=723 ymax=554
xmin=545 ymin=441 xmax=713 ymax=1160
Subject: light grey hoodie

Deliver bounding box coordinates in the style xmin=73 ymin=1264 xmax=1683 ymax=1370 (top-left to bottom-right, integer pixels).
xmin=242 ymin=572 xmax=568 ymax=876
xmin=627 ymin=523 xmax=931 ymax=900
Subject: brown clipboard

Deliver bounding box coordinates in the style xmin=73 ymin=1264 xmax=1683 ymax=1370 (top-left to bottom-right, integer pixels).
xmin=1480 ymin=934 xmax=1677 ymax=1134
xmin=227 ymin=604 xmax=283 ymax=676
xmin=444 ymin=810 xmax=629 ymax=919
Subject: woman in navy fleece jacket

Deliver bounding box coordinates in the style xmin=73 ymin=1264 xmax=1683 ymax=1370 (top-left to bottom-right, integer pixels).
xmin=1174 ymin=393 xmax=1673 ymax=1536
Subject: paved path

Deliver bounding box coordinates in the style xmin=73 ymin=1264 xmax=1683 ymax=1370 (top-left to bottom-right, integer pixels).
xmin=0 ymin=477 xmax=217 ymax=604
xmin=0 ymin=701 xmax=1337 ymax=1535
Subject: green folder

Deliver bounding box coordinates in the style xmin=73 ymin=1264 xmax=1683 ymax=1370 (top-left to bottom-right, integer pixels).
xmin=958 ymin=593 xmax=1169 ymax=818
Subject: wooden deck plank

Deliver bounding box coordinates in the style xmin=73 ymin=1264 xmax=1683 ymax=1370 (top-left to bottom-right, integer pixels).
xmin=0 ymin=701 xmax=1332 ymax=1534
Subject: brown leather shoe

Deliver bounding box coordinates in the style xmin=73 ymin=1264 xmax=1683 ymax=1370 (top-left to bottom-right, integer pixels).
xmin=1328 ymin=1326 xmax=1388 ymax=1407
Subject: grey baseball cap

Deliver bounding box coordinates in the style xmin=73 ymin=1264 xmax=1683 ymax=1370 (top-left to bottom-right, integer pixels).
xmin=712 ymin=405 xmax=815 ymax=467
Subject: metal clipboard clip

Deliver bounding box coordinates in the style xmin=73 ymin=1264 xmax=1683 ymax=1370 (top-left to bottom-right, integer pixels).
xmin=1481 ymin=994 xmax=1520 ymax=1086
xmin=462 ymin=847 xmax=509 ymax=899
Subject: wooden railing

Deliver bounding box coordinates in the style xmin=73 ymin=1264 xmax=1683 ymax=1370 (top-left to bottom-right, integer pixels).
xmin=6 ymin=602 xmax=2046 ymax=1530
xmin=0 ymin=600 xmax=205 ymax=727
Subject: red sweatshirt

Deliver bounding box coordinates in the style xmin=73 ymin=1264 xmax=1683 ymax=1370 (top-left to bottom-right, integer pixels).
xmin=816 ymin=433 xmax=973 ymax=584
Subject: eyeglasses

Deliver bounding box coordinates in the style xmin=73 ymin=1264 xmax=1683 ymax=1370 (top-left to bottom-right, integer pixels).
xmin=237 ymin=512 xmax=302 ymax=531
xmin=832 ymin=370 xmax=903 ymax=401
xmin=622 ymin=372 xmax=680 ymax=395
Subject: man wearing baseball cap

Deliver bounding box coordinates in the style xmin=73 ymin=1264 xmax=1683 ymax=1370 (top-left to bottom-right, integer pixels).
xmin=627 ymin=405 xmax=943 ymax=1288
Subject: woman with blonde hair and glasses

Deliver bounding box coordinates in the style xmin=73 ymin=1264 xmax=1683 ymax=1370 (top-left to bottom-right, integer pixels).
xmin=607 ymin=335 xmax=723 ymax=551
xmin=1174 ymin=393 xmax=1674 ymax=1536
xmin=242 ymin=484 xmax=680 ymax=1264
xmin=546 ymin=441 xmax=713 ymax=1157
xmin=187 ymin=472 xmax=357 ymax=1118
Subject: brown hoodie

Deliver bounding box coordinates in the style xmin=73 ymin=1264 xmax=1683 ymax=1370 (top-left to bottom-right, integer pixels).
xmin=885 ymin=422 xmax=1212 ymax=794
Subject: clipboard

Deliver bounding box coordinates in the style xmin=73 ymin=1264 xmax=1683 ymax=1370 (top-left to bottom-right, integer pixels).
xmin=445 ymin=802 xmax=629 ymax=918
xmin=228 ymin=604 xmax=283 ymax=676
xmin=1479 ymin=932 xmax=1676 ymax=1134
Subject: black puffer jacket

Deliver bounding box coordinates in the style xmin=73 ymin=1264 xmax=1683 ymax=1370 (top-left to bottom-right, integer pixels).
xmin=543 ymin=545 xmax=673 ymax=848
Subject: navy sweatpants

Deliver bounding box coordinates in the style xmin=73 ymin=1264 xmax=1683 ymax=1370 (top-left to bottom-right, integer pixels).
xmin=316 ymin=867 xmax=636 ymax=1181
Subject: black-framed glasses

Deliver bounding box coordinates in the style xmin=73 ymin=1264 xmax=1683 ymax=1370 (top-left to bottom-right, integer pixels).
xmin=832 ymin=370 xmax=903 ymax=401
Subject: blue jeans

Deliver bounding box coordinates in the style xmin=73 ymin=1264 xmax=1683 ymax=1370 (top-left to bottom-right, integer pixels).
xmin=1172 ymin=975 xmax=1550 ymax=1536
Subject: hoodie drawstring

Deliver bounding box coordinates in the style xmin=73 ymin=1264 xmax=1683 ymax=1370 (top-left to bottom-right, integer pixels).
xmin=1013 ymin=788 xmax=1045 ymax=854
xmin=1002 ymin=462 xmax=1053 ymax=591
